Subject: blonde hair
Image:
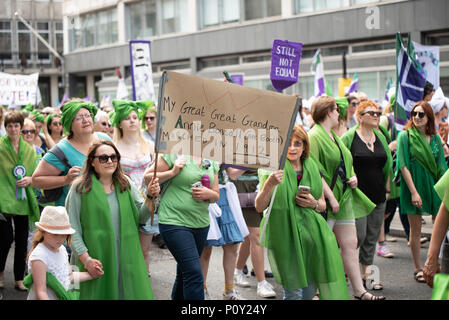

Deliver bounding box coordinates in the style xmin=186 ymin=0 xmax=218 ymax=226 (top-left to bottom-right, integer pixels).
xmin=113 ymin=121 xmax=154 ymax=157
xmin=23 ymin=118 xmax=36 ymax=130
xmin=26 ymin=229 xmax=72 ymax=263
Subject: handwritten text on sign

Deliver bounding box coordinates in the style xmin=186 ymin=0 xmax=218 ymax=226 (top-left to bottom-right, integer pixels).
xmin=0 ymin=72 xmax=39 ymax=106
xmin=157 ymin=71 xmax=299 ymax=170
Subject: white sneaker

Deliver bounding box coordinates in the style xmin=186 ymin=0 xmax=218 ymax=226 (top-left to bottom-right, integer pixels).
xmin=234 ymin=272 xmax=250 ymax=287
xmin=257 ymin=280 xmax=276 ymax=298
xmin=223 ymin=289 xmax=245 ymax=300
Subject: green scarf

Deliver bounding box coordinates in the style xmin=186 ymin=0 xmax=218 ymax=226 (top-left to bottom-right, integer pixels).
xmin=377 ymin=124 xmax=400 ymax=199
xmin=23 ymin=272 xmax=78 ymax=300
xmin=30 ymin=110 xmax=44 ymax=123
xmin=258 ymin=158 xmax=349 ymax=300
xmin=77 ymin=175 xmax=153 ymax=300
xmin=0 ymin=135 xmax=39 ymax=222
xmin=308 ymin=124 xmax=375 ymax=220
xmin=432 ymin=273 xmax=449 ymax=300
xmin=408 ymin=127 xmax=445 ymax=181
xmin=340 ymin=125 xmax=393 ymax=187
xmin=61 ymin=101 xmax=98 ymax=135
xmin=110 ymin=99 xmax=152 ymax=128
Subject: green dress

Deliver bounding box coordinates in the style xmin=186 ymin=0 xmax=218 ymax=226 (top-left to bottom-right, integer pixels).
xmin=258 ymin=158 xmax=349 ymax=300
xmin=308 ymin=124 xmax=375 ymax=220
xmin=396 ymin=128 xmax=447 ymax=216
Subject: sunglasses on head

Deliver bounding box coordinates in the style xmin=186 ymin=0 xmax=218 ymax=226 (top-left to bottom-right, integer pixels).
xmin=411 ymin=111 xmax=426 ymax=119
xmin=21 ymin=129 xmax=36 ymax=135
xmin=93 ymin=154 xmax=119 ymax=164
xmin=361 ymin=111 xmax=382 ymax=117
xmin=145 ymin=116 xmax=155 ymax=121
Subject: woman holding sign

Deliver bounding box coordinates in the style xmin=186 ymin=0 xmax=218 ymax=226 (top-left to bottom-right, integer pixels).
xmin=255 ymin=124 xmax=348 ymax=300
xmin=307 ymin=96 xmax=385 ymax=300
xmin=396 ymin=101 xmax=447 ymax=283
xmin=0 ymin=111 xmax=40 ymax=291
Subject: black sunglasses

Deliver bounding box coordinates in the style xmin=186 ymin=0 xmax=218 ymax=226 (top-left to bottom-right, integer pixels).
xmin=93 ymin=154 xmax=120 ymax=163
xmin=351 ymin=102 xmax=360 ymax=107
xmin=411 ymin=111 xmax=426 ymax=119
xmin=101 ymin=121 xmax=111 ymax=127
xmin=21 ymin=129 xmax=36 ymax=135
xmin=145 ymin=116 xmax=155 ymax=121
xmin=52 ymin=121 xmax=62 ymax=126
xmin=361 ymin=111 xmax=382 ymax=117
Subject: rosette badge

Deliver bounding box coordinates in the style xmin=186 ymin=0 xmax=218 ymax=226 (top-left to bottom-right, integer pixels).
xmin=13 ymin=165 xmax=27 ymax=200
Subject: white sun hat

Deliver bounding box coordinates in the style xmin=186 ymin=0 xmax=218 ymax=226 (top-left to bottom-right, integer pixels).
xmin=35 ymin=206 xmax=76 ymax=235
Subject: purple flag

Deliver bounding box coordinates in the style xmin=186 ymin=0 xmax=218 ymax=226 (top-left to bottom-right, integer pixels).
xmin=230 ymin=74 xmax=244 ymax=86
xmin=270 ymin=39 xmax=303 ymax=92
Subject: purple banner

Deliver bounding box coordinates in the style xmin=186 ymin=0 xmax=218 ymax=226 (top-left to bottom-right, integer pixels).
xmin=270 ymin=39 xmax=303 ymax=92
xmin=230 ymin=74 xmax=244 ymax=86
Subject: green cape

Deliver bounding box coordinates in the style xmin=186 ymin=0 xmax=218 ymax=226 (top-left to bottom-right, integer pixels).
xmin=61 ymin=101 xmax=98 ymax=135
xmin=0 ymin=135 xmax=40 ymax=222
xmin=308 ymin=124 xmax=375 ymax=220
xmin=258 ymin=158 xmax=349 ymax=300
xmin=432 ymin=273 xmax=449 ymax=300
xmin=77 ymin=175 xmax=154 ymax=300
xmin=340 ymin=125 xmax=393 ymax=191
xmin=110 ymin=99 xmax=152 ymax=128
xmin=23 ymin=272 xmax=78 ymax=300
xmin=408 ymin=127 xmax=446 ymax=181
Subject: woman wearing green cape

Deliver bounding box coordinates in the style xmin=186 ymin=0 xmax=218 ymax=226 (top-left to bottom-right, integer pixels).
xmin=66 ymin=140 xmax=158 ymax=299
xmin=396 ymin=101 xmax=447 ymax=283
xmin=307 ymin=96 xmax=384 ymax=300
xmin=341 ymin=100 xmax=392 ymax=292
xmin=0 ymin=111 xmax=40 ymax=291
xmin=423 ymin=169 xmax=449 ymax=299
xmin=256 ymin=124 xmax=349 ymax=300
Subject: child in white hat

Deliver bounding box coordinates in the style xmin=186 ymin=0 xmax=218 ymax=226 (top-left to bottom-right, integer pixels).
xmin=24 ymin=206 xmax=103 ymax=300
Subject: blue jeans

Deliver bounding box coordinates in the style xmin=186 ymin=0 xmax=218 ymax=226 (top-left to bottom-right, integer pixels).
xmin=283 ymin=282 xmax=317 ymax=300
xmin=159 ymin=223 xmax=209 ymax=300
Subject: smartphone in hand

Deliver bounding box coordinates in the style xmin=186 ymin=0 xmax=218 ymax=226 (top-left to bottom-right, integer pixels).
xmin=297 ymin=185 xmax=310 ymax=195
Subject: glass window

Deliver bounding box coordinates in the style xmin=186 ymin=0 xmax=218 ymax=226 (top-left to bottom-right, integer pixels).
xmin=127 ymin=0 xmax=157 ymax=39
xmin=0 ymin=21 xmax=12 ymax=60
xmin=352 ymin=41 xmax=395 ymax=53
xmin=161 ymin=0 xmax=189 ymax=34
xmin=198 ymin=56 xmax=239 ymax=70
xmin=18 ymin=22 xmax=32 ymax=61
xmin=200 ymin=0 xmax=239 ymax=28
xmin=245 ymin=0 xmax=281 ymax=21
xmin=295 ymin=0 xmax=351 ymax=13
xmin=245 ymin=79 xmax=275 ymax=92
xmin=357 ymin=71 xmax=378 ymax=100
xmin=36 ymin=22 xmax=50 ymax=60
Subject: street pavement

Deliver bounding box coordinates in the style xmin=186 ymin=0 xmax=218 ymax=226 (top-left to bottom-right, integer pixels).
xmin=0 ymin=213 xmax=436 ymax=301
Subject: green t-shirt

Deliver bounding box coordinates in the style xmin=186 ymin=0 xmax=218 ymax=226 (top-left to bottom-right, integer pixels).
xmin=158 ymin=154 xmax=219 ymax=228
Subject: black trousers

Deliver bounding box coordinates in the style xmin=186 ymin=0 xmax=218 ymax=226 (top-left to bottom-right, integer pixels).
xmin=0 ymin=214 xmax=29 ymax=281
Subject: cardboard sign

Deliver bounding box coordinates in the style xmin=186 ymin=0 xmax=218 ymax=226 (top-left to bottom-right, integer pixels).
xmin=270 ymin=39 xmax=303 ymax=92
xmin=155 ymin=71 xmax=299 ymax=170
xmin=0 ymin=72 xmax=40 ymax=106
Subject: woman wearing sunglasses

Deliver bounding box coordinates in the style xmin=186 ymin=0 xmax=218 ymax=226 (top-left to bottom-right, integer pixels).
xmin=31 ymin=99 xmax=112 ymax=207
xmin=396 ymin=101 xmax=448 ymax=283
xmin=110 ymin=99 xmax=157 ymax=276
xmin=43 ymin=113 xmax=64 ymax=149
xmin=142 ymin=105 xmax=157 ymax=143
xmin=308 ymin=96 xmax=383 ymax=300
xmin=66 ymin=140 xmax=158 ymax=299
xmin=21 ymin=119 xmax=45 ymax=158
xmin=0 ymin=111 xmax=40 ymax=291
xmin=341 ymin=101 xmax=392 ymax=293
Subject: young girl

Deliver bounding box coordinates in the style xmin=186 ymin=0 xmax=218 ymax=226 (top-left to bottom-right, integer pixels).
xmin=24 ymin=206 xmax=102 ymax=300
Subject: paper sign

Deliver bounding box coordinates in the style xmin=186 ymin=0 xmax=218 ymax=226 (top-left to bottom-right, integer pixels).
xmin=0 ymin=72 xmax=40 ymax=106
xmin=270 ymin=39 xmax=303 ymax=92
xmin=156 ymin=71 xmax=299 ymax=170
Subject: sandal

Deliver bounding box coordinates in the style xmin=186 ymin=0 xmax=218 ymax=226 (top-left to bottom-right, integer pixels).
xmin=363 ymin=278 xmax=383 ymax=290
xmin=354 ymin=291 xmax=386 ymax=300
xmin=414 ymin=269 xmax=426 ymax=283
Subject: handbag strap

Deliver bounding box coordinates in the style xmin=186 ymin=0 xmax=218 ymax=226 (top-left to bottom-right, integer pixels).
xmin=47 ymin=145 xmax=72 ymax=170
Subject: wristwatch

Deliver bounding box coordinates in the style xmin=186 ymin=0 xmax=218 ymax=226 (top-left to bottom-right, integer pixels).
xmin=146 ymin=193 xmax=154 ymax=200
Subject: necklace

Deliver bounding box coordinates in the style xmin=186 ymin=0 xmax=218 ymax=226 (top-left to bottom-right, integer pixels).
xmin=359 ymin=132 xmax=375 ymax=148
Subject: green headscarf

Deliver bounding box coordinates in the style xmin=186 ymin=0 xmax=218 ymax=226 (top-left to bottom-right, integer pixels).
xmin=30 ymin=110 xmax=44 ymax=123
xmin=24 ymin=104 xmax=34 ymax=112
xmin=45 ymin=113 xmax=59 ymax=134
xmin=335 ymin=97 xmax=349 ymax=120
xmin=61 ymin=100 xmax=98 ymax=135
xmin=389 ymin=93 xmax=396 ymax=109
xmin=110 ymin=99 xmax=152 ymax=128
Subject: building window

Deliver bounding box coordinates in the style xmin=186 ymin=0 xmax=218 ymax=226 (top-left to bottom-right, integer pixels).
xmin=295 ymin=0 xmax=380 ymax=14
xmin=36 ymin=21 xmax=50 ymax=61
xmin=351 ymin=41 xmax=395 ymax=53
xmin=200 ymin=0 xmax=240 ymax=28
xmin=161 ymin=0 xmax=189 ymax=34
xmin=127 ymin=0 xmax=157 ymax=40
xmin=244 ymin=0 xmax=281 ymax=21
xmin=18 ymin=21 xmax=32 ymax=64
xmin=70 ymin=7 xmax=118 ymax=50
xmin=198 ymin=56 xmax=239 ymax=70
xmin=54 ymin=21 xmax=63 ymax=56
xmin=0 ymin=21 xmax=12 ymax=61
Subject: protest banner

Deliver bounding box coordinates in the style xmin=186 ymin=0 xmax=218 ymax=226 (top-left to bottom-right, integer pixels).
xmin=155 ymin=70 xmax=299 ymax=171
xmin=0 ymin=72 xmax=40 ymax=106
xmin=413 ymin=41 xmax=440 ymax=89
xmin=270 ymin=39 xmax=303 ymax=92
xmin=129 ymin=40 xmax=155 ymax=101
